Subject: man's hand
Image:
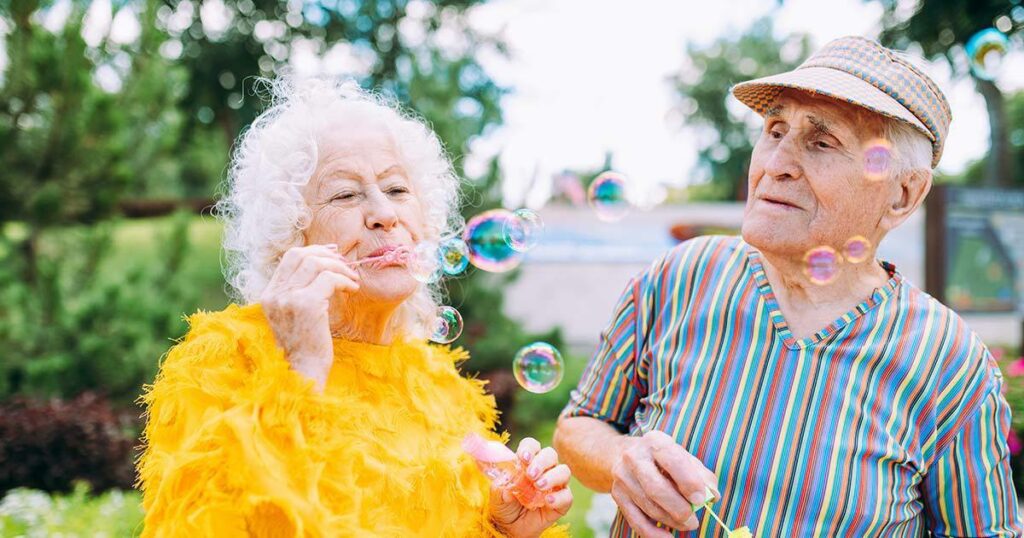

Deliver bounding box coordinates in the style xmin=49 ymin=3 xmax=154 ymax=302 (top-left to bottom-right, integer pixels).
xmin=610 ymin=430 xmax=720 ymax=538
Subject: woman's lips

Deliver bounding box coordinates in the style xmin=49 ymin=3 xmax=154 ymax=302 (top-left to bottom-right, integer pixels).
xmin=366 ymin=245 xmax=400 ymax=258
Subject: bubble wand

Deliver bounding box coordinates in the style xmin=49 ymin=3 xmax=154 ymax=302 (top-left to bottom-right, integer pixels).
xmin=690 ymin=487 xmax=752 ymax=538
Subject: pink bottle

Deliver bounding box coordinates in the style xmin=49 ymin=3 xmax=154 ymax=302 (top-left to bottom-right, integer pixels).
xmin=462 ymin=433 xmax=547 ymax=510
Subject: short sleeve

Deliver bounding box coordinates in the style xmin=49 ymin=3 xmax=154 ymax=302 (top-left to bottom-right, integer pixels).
xmin=921 ymin=383 xmax=1024 ymax=537
xmin=560 ymin=272 xmax=651 ymax=433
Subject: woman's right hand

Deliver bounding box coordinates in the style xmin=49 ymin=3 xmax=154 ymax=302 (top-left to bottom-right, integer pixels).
xmin=260 ymin=243 xmax=360 ymax=390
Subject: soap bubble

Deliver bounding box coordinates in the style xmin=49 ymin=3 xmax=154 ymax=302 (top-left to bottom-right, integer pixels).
xmin=843 ymin=236 xmax=872 ymax=264
xmin=512 ymin=342 xmax=565 ymax=394
xmin=503 ymin=208 xmax=545 ymax=252
xmin=864 ymin=139 xmax=892 ymax=182
xmin=804 ymin=246 xmax=839 ymax=285
xmin=966 ymin=28 xmax=1009 ymax=81
xmin=409 ymin=241 xmax=442 ymax=283
xmin=438 ymin=237 xmax=470 ymax=275
xmin=430 ymin=306 xmax=463 ymax=344
xmin=588 ymin=172 xmax=631 ymax=222
xmin=464 ymin=209 xmax=524 ymax=273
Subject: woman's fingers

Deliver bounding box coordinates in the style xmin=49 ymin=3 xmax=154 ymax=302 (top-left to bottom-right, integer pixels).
xmin=288 ymin=253 xmax=359 ymax=289
xmin=535 ymin=464 xmax=570 ymax=491
xmin=544 ymin=487 xmax=573 ymax=515
xmin=516 ymin=437 xmax=542 ymax=464
xmin=303 ymin=270 xmax=360 ymax=300
xmin=526 ymin=447 xmax=559 ymax=480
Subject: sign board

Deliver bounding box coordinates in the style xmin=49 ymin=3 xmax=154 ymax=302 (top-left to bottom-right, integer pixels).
xmin=925 ymin=186 xmax=1024 ymax=313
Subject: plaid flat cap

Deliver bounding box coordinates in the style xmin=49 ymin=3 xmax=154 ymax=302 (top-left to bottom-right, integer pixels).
xmin=731 ymin=36 xmax=952 ymax=168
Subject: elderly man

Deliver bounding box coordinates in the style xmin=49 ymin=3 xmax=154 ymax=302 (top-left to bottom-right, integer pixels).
xmin=555 ymin=36 xmax=1023 ymax=537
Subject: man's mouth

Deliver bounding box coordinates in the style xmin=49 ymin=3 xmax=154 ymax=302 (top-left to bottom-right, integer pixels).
xmin=759 ymin=195 xmax=801 ymax=210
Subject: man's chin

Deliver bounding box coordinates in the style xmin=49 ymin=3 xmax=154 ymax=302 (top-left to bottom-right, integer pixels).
xmin=741 ymin=217 xmax=809 ymax=257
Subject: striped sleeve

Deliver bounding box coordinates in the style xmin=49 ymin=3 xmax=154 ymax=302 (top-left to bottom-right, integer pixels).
xmin=921 ymin=372 xmax=1024 ymax=536
xmin=560 ymin=271 xmax=650 ymax=433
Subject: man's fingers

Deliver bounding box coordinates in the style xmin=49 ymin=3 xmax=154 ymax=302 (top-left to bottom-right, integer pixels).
xmin=612 ymin=488 xmax=674 ymax=538
xmin=650 ymin=442 xmax=718 ymax=506
xmin=618 ymin=464 xmax=693 ymax=531
xmin=625 ymin=456 xmax=695 ymax=529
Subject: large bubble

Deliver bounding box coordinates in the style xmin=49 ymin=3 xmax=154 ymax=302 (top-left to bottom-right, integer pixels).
xmin=588 ymin=172 xmax=631 ymax=222
xmin=438 ymin=237 xmax=470 ymax=275
xmin=803 ymin=246 xmax=839 ymax=285
xmin=512 ymin=342 xmax=565 ymax=394
xmin=430 ymin=306 xmax=464 ymax=344
xmin=966 ymin=28 xmax=1009 ymax=81
xmin=409 ymin=241 xmax=442 ymax=283
xmin=464 ymin=209 xmax=525 ymax=273
xmin=503 ymin=208 xmax=545 ymax=252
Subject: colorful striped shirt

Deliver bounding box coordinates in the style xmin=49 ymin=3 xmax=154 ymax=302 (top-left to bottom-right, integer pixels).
xmin=562 ymin=235 xmax=1021 ymax=537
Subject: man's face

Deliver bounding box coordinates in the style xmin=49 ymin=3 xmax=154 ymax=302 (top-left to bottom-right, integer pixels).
xmin=741 ymin=91 xmax=893 ymax=258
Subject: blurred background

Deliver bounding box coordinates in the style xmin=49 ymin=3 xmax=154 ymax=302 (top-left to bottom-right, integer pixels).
xmin=1 ymin=0 xmax=1024 ymax=536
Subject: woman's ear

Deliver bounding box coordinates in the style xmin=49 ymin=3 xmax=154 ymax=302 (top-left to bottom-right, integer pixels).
xmin=880 ymin=168 xmax=932 ymax=232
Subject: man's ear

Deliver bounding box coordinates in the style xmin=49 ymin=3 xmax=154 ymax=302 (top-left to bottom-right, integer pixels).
xmin=880 ymin=168 xmax=931 ymax=232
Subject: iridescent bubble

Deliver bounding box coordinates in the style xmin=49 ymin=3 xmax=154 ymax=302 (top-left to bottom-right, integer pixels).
xmin=843 ymin=235 xmax=872 ymax=264
xmin=588 ymin=172 xmax=631 ymax=222
xmin=503 ymin=208 xmax=545 ymax=252
xmin=512 ymin=342 xmax=565 ymax=394
xmin=430 ymin=306 xmax=463 ymax=344
xmin=804 ymin=246 xmax=840 ymax=285
xmin=438 ymin=237 xmax=470 ymax=275
xmin=409 ymin=241 xmax=441 ymax=283
xmin=864 ymin=139 xmax=892 ymax=181
xmin=464 ymin=209 xmax=524 ymax=273
xmin=966 ymin=28 xmax=1009 ymax=81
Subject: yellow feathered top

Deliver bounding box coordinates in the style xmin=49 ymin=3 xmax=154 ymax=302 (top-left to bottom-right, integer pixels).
xmin=136 ymin=303 xmax=569 ymax=537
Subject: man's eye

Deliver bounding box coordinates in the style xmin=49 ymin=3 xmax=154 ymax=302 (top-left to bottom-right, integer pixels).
xmin=769 ymin=130 xmax=784 ymax=140
xmin=815 ymin=140 xmax=833 ymax=149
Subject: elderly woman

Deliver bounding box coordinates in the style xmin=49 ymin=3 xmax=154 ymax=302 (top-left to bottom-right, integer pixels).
xmin=555 ymin=37 xmax=1022 ymax=537
xmin=136 ymin=79 xmax=572 ymax=537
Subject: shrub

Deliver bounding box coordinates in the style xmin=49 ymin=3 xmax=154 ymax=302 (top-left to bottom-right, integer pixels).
xmin=0 ymin=392 xmax=137 ymax=494
xmin=0 ymin=483 xmax=143 ymax=537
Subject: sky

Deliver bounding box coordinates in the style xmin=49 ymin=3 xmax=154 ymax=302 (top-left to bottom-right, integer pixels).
xmin=463 ymin=0 xmax=1024 ymax=207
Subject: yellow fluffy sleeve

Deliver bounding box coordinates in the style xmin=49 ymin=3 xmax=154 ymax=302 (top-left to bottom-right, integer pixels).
xmin=136 ymin=306 xmax=343 ymax=537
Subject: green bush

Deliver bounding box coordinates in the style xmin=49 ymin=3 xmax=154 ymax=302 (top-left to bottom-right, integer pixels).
xmin=0 ymin=213 xmax=220 ymax=404
xmin=0 ymin=483 xmax=143 ymax=537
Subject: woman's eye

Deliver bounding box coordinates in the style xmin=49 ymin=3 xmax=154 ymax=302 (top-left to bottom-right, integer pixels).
xmin=331 ymin=192 xmax=358 ymax=202
xmin=387 ymin=187 xmax=410 ymax=196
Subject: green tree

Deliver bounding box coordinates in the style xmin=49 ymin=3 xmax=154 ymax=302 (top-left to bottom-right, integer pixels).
xmin=155 ymin=0 xmax=505 ymax=195
xmin=670 ymin=17 xmax=812 ymax=200
xmin=873 ymin=0 xmax=1021 ymax=187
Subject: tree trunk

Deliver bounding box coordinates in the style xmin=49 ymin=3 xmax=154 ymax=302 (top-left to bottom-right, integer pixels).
xmin=976 ymin=77 xmax=1013 ymax=187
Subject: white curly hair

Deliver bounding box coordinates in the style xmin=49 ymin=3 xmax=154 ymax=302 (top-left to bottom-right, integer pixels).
xmin=216 ymin=76 xmax=463 ymax=340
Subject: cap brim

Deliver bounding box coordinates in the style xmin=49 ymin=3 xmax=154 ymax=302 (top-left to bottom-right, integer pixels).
xmin=731 ymin=66 xmax=934 ymax=143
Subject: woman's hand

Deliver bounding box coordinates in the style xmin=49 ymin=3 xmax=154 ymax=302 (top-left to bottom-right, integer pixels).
xmin=490 ymin=437 xmax=573 ymax=538
xmin=261 ymin=243 xmax=360 ymax=390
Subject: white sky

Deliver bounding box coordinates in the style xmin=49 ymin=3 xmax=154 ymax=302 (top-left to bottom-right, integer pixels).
xmin=466 ymin=0 xmax=1024 ymax=207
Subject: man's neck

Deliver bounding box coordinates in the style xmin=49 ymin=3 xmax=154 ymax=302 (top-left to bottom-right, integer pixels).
xmin=758 ymin=248 xmax=891 ymax=340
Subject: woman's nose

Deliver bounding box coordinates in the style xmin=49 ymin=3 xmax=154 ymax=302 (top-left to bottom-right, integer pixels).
xmin=364 ymin=188 xmax=399 ymax=231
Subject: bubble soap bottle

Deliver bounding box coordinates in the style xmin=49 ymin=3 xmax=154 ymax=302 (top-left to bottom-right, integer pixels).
xmin=462 ymin=433 xmax=547 ymax=510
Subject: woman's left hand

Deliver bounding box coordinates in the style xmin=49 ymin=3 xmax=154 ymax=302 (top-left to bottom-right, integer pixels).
xmin=489 ymin=437 xmax=573 ymax=538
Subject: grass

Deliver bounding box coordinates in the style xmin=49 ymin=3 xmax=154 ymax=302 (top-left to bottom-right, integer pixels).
xmin=0 ymin=484 xmax=144 ymax=537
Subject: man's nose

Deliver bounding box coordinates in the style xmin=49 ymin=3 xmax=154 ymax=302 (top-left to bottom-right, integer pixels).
xmin=364 ymin=188 xmax=399 ymax=231
xmin=763 ymin=135 xmax=803 ymax=181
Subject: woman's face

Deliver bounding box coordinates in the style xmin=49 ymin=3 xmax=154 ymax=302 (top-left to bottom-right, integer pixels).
xmin=301 ymin=118 xmax=427 ymax=306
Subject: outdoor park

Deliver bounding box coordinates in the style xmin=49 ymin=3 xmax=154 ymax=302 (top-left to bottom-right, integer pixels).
xmin=2 ymin=0 xmax=1024 ymax=536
